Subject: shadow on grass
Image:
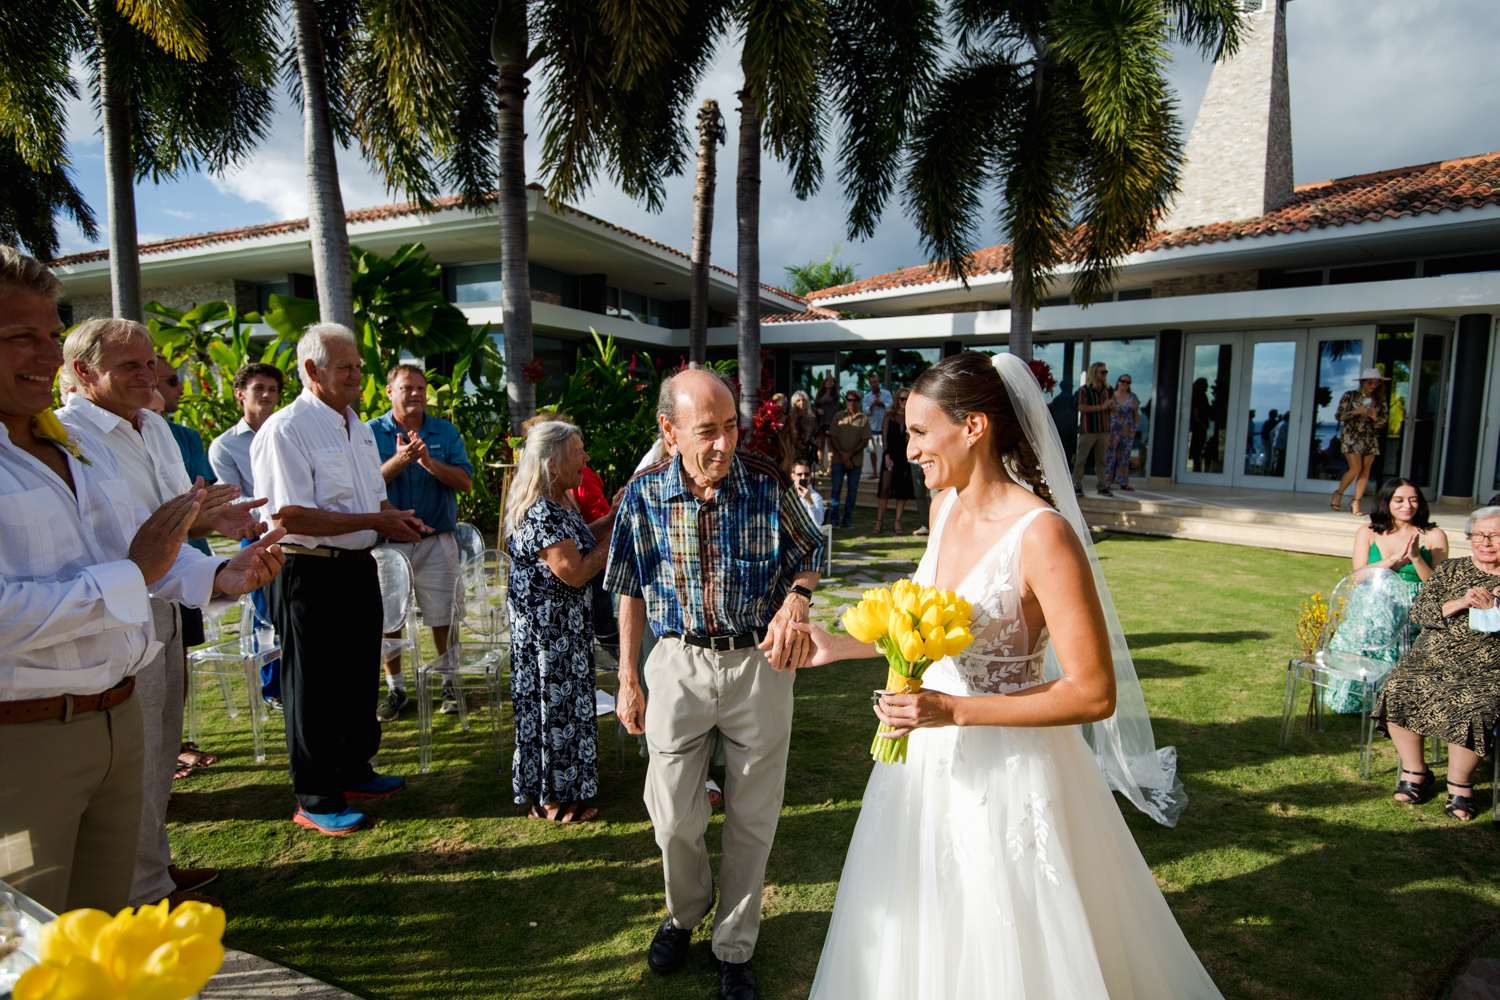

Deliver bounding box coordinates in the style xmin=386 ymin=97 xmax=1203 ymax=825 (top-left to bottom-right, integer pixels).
xmin=1134 ymin=657 xmax=1209 ymax=679
xmin=1128 ymin=630 xmax=1275 ymax=647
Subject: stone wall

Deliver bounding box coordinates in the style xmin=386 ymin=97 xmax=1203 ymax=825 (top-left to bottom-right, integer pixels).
xmin=65 ymin=280 xmax=258 ymax=323
xmin=1152 ymin=270 xmax=1259 ymax=298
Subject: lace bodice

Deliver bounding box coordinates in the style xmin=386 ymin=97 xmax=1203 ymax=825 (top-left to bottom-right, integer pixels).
xmin=916 ymin=491 xmax=1061 ymax=697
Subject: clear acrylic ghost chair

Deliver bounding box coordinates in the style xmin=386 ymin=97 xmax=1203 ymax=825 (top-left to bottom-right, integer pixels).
xmin=453 ymin=522 xmax=485 ymax=578
xmin=1279 ymin=566 xmax=1414 ymax=779
xmin=374 ymin=546 xmax=421 ymax=689
xmin=188 ymin=594 xmax=280 ymax=762
xmin=416 ymin=574 xmax=509 ymax=773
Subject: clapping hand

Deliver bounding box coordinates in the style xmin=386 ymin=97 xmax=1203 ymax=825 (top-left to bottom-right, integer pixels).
xmin=396 ymin=432 xmax=429 ymax=468
xmin=374 ymin=507 xmax=432 ymax=543
xmin=213 ymin=527 xmax=288 ymax=596
xmin=130 ymin=487 xmax=206 ymax=585
xmin=210 ymin=497 xmax=269 ymax=541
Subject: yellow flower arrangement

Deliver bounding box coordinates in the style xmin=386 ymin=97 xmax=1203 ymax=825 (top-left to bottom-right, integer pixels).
xmin=32 ymin=410 xmax=91 ymax=466
xmin=841 ymin=579 xmax=975 ymax=764
xmin=14 ymin=900 xmax=225 ymax=1000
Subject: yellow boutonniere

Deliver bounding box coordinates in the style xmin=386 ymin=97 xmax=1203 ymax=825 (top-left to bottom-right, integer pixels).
xmin=32 ymin=409 xmax=92 ymax=466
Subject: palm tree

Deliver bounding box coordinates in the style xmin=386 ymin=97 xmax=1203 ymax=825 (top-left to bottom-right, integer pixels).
xmin=892 ymin=1 xmax=1244 ymax=360
xmin=288 ymin=0 xmax=356 ymax=328
xmin=4 ymin=0 xmax=276 ymax=319
xmin=784 ymin=243 xmax=857 ymax=295
xmin=690 ymin=99 xmax=725 ymax=365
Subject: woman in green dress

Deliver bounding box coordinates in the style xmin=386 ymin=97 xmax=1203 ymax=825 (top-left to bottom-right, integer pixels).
xmin=1377 ymin=506 xmax=1500 ymax=822
xmin=1323 ymin=479 xmax=1448 ymax=712
xmin=1331 ymin=369 xmax=1389 ymax=517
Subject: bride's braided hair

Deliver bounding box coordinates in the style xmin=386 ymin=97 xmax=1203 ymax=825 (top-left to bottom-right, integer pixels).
xmin=910 ymin=352 xmax=1058 ymax=509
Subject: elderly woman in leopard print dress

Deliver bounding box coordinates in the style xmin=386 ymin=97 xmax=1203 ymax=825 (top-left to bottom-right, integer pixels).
xmin=1377 ymin=507 xmax=1500 ymax=822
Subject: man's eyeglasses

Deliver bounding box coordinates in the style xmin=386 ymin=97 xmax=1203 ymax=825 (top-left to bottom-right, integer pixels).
xmin=1472 ymin=532 xmax=1500 ymax=544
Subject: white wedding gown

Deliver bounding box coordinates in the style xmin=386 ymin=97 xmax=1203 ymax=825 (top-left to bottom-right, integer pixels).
xmin=809 ymin=494 xmax=1223 ymax=1000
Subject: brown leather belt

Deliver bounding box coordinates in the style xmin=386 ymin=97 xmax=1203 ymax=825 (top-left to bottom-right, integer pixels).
xmin=0 ymin=677 xmax=136 ymax=725
xmin=281 ymin=544 xmax=373 ymax=559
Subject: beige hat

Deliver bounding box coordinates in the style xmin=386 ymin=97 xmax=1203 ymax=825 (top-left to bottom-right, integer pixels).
xmin=1357 ymin=367 xmax=1389 ymax=381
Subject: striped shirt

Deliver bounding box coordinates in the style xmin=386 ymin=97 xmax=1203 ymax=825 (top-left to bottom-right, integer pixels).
xmin=605 ymin=452 xmax=826 ymax=637
xmin=1078 ymin=384 xmax=1110 ymax=434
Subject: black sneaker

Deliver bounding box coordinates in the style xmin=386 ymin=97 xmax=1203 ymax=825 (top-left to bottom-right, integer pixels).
xmin=719 ymin=959 xmax=759 ymax=1000
xmin=439 ymin=683 xmax=461 ymax=715
xmin=647 ymin=916 xmax=691 ymax=975
xmin=376 ymin=688 xmax=408 ymax=722
xmin=1097 ymin=487 xmax=1113 ymax=496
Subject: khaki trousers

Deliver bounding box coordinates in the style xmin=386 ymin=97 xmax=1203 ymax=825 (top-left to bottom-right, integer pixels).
xmin=129 ymin=598 xmax=184 ymax=907
xmin=0 ymin=693 xmax=144 ymax=914
xmin=1071 ymin=431 xmax=1111 ymax=490
xmin=643 ymin=636 xmax=795 ymax=964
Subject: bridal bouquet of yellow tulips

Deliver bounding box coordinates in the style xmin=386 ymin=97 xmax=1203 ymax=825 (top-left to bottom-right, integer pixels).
xmin=841 ymin=579 xmax=975 ymax=764
xmin=14 ymin=900 xmax=225 ymax=1000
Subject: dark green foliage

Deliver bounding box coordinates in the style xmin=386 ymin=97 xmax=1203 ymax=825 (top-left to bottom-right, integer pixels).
xmin=784 ymin=244 xmax=858 ymax=295
xmin=551 ymin=332 xmax=663 ymax=495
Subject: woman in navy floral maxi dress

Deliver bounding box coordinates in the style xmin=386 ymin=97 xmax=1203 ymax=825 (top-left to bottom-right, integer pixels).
xmin=504 ymin=421 xmax=616 ymax=822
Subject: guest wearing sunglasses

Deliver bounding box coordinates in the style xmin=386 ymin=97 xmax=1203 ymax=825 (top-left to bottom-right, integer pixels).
xmin=827 ymin=392 xmax=872 ymax=529
xmin=1100 ymin=374 xmax=1140 ymax=495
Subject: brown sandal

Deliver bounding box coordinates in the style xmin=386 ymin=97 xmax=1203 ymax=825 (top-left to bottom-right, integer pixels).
xmin=178 ymin=742 xmax=218 ymax=767
xmin=529 ymin=801 xmax=599 ymax=823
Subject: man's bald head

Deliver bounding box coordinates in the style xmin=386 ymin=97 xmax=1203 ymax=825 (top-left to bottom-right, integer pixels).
xmin=658 ymin=367 xmax=739 ymax=486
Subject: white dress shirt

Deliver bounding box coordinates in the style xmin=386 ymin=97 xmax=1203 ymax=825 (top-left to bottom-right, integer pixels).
xmin=0 ymin=425 xmax=222 ymax=700
xmin=863 ymin=387 xmax=893 ymax=436
xmin=798 ymin=486 xmax=825 ymax=527
xmin=251 ymin=389 xmax=387 ymax=550
xmin=209 ymin=418 xmax=256 ymax=496
xmin=61 ymin=395 xmax=192 ymax=515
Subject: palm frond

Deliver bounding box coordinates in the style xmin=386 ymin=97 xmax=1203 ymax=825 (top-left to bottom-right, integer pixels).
xmin=741 ymin=0 xmax=830 ymax=198
xmin=115 ymin=0 xmax=209 ymax=62
xmin=827 ymin=0 xmax=943 ymax=239
xmin=0 ymin=1 xmax=87 ymax=172
xmin=1162 ymin=0 xmax=1244 ymax=60
xmin=0 ymin=131 xmax=99 ymax=260
xmin=282 ymin=0 xmax=363 ymax=146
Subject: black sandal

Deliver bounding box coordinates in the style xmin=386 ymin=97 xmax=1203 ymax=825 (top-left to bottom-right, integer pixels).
xmin=1445 ymin=780 xmax=1479 ymax=822
xmin=1394 ymin=766 xmax=1436 ymax=805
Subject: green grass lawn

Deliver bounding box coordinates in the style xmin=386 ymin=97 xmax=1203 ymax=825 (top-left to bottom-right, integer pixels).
xmin=173 ymin=511 xmax=1500 ymax=1000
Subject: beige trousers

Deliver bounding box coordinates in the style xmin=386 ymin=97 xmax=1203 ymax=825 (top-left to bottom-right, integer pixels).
xmin=1071 ymin=431 xmax=1111 ymax=490
xmin=642 ymin=636 xmax=795 ymax=964
xmin=129 ymin=598 xmax=184 ymax=907
xmin=0 ymin=693 xmax=144 ymax=914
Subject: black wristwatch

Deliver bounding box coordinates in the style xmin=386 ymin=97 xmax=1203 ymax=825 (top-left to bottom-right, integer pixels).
xmin=790 ymin=584 xmax=814 ymax=600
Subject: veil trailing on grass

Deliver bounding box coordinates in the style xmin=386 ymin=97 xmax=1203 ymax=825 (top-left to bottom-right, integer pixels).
xmin=992 ymin=352 xmax=1189 ymax=826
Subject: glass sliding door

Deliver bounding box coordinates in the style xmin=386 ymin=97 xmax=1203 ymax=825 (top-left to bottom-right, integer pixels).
xmin=1086 ymin=337 xmax=1158 ymax=484
xmin=1178 ymin=334 xmax=1239 ymax=484
xmin=1235 ymin=334 xmax=1303 ymax=488
xmin=1296 ymin=326 xmax=1373 ymax=493
xmin=1404 ymin=319 xmax=1452 ymax=494
xmin=1374 ymin=323 xmax=1416 ymax=483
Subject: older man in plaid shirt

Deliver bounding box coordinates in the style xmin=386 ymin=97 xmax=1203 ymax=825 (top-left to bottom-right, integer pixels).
xmin=608 ymin=368 xmax=824 ymax=1000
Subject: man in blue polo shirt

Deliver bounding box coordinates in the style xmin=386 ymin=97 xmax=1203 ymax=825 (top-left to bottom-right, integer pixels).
xmin=367 ymin=364 xmax=473 ymax=721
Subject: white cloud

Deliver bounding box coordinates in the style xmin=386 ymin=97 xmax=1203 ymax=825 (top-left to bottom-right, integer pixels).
xmin=160 ymin=208 xmax=196 ymax=220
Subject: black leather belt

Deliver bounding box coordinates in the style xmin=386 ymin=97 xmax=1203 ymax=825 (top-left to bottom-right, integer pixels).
xmin=663 ymin=629 xmax=766 ymax=652
xmin=281 ymin=544 xmax=373 ymax=559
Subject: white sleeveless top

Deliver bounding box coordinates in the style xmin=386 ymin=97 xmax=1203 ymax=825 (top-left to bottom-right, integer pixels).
xmin=916 ymin=490 xmax=1062 ymax=698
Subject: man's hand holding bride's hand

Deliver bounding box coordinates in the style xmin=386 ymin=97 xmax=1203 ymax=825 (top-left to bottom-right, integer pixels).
xmin=762 ymin=591 xmax=813 ymax=671
xmin=875 ymin=691 xmax=957 ymax=738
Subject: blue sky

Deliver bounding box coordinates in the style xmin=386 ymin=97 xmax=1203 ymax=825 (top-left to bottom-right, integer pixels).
xmin=55 ymin=0 xmax=1500 ymax=284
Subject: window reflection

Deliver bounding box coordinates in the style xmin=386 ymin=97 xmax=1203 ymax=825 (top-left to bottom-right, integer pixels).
xmin=1305 ymin=340 xmax=1362 ymax=480
xmin=1243 ymin=340 xmax=1296 ymax=477
xmin=1187 ymin=344 xmax=1232 ymax=475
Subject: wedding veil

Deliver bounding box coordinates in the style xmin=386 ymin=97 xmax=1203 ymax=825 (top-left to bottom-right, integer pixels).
xmin=991 ymin=351 xmax=1189 ymax=827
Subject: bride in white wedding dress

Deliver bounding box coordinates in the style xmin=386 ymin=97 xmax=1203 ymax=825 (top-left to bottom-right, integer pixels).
xmin=794 ymin=352 xmax=1223 ymax=1000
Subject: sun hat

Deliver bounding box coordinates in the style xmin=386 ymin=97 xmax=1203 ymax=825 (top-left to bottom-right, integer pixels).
xmin=1357 ymin=367 xmax=1389 ymax=381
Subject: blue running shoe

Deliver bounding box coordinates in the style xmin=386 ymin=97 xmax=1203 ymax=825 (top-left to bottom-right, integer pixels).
xmin=345 ymin=774 xmax=405 ymax=799
xmin=293 ymin=806 xmax=367 ymax=835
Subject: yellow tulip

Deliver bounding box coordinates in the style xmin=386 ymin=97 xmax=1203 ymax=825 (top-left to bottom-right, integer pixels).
xmin=944 ymin=625 xmax=975 ymax=657
xmin=887 ymin=607 xmax=915 ymax=639
xmin=841 ymin=605 xmax=886 ymax=644
xmin=897 ymin=628 xmax=925 ymax=664
xmin=923 ymin=627 xmax=948 ymax=662
xmin=162 ymin=903 xmax=224 ymax=945
xmin=125 ymin=935 xmax=225 ymax=1000
xmin=39 ymin=911 xmax=114 ymax=964
xmin=890 ymin=579 xmax=920 ymax=613
xmin=14 ymin=956 xmax=119 ymax=1000
xmin=93 ymin=906 xmax=169 ymax=988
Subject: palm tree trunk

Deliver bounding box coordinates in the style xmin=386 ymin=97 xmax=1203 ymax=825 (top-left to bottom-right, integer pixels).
xmin=735 ymin=87 xmax=761 ymax=427
xmin=689 ymin=99 xmax=722 ymax=366
xmin=497 ymin=61 xmax=534 ymax=430
xmin=1009 ymin=247 xmax=1034 ymax=361
xmin=97 ymin=21 xmax=141 ymax=322
xmin=290 ymin=0 xmax=354 ymax=330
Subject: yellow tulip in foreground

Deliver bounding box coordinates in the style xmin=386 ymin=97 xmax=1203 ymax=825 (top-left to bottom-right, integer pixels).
xmin=15 ymin=901 xmax=226 ymax=1000
xmin=840 ymin=580 xmax=975 ymax=764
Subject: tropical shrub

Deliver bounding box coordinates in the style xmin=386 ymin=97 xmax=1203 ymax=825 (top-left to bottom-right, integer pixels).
xmin=551 ymin=332 xmax=663 ymax=495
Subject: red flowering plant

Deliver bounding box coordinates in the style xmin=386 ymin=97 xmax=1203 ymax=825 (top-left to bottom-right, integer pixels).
xmin=745 ymin=396 xmax=787 ymax=461
xmin=522 ymin=358 xmax=548 ymax=384
xmin=1027 ymin=358 xmax=1058 ymax=395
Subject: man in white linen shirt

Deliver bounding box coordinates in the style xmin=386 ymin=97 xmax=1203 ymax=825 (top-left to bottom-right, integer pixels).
xmin=252 ymin=323 xmax=430 ymax=836
xmin=210 ymin=362 xmax=286 ymax=708
xmin=862 ymin=372 xmax=892 ymax=477
xmin=0 ymin=247 xmax=286 ymax=915
xmin=790 ymin=460 xmax=825 ymax=526
xmin=60 ymin=317 xmax=269 ymax=909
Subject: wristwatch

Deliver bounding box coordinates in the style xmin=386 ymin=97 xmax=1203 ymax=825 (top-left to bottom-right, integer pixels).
xmin=790 ymin=584 xmax=814 ymax=600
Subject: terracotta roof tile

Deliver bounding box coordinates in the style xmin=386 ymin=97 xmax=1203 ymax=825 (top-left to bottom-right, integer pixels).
xmin=809 ymin=150 xmax=1500 ymax=301
xmin=762 ymin=305 xmax=839 ymax=323
xmin=50 ymin=183 xmax=806 ymax=306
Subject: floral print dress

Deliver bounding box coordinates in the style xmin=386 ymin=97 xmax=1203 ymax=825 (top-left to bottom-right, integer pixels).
xmin=507 ymin=496 xmax=599 ymax=804
xmin=1336 ymin=389 xmax=1387 ymax=456
xmin=1102 ymin=392 xmax=1140 ymax=487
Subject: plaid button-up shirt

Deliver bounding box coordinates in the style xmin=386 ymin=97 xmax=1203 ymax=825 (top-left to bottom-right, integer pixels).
xmin=605 ymin=451 xmax=826 ymax=637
